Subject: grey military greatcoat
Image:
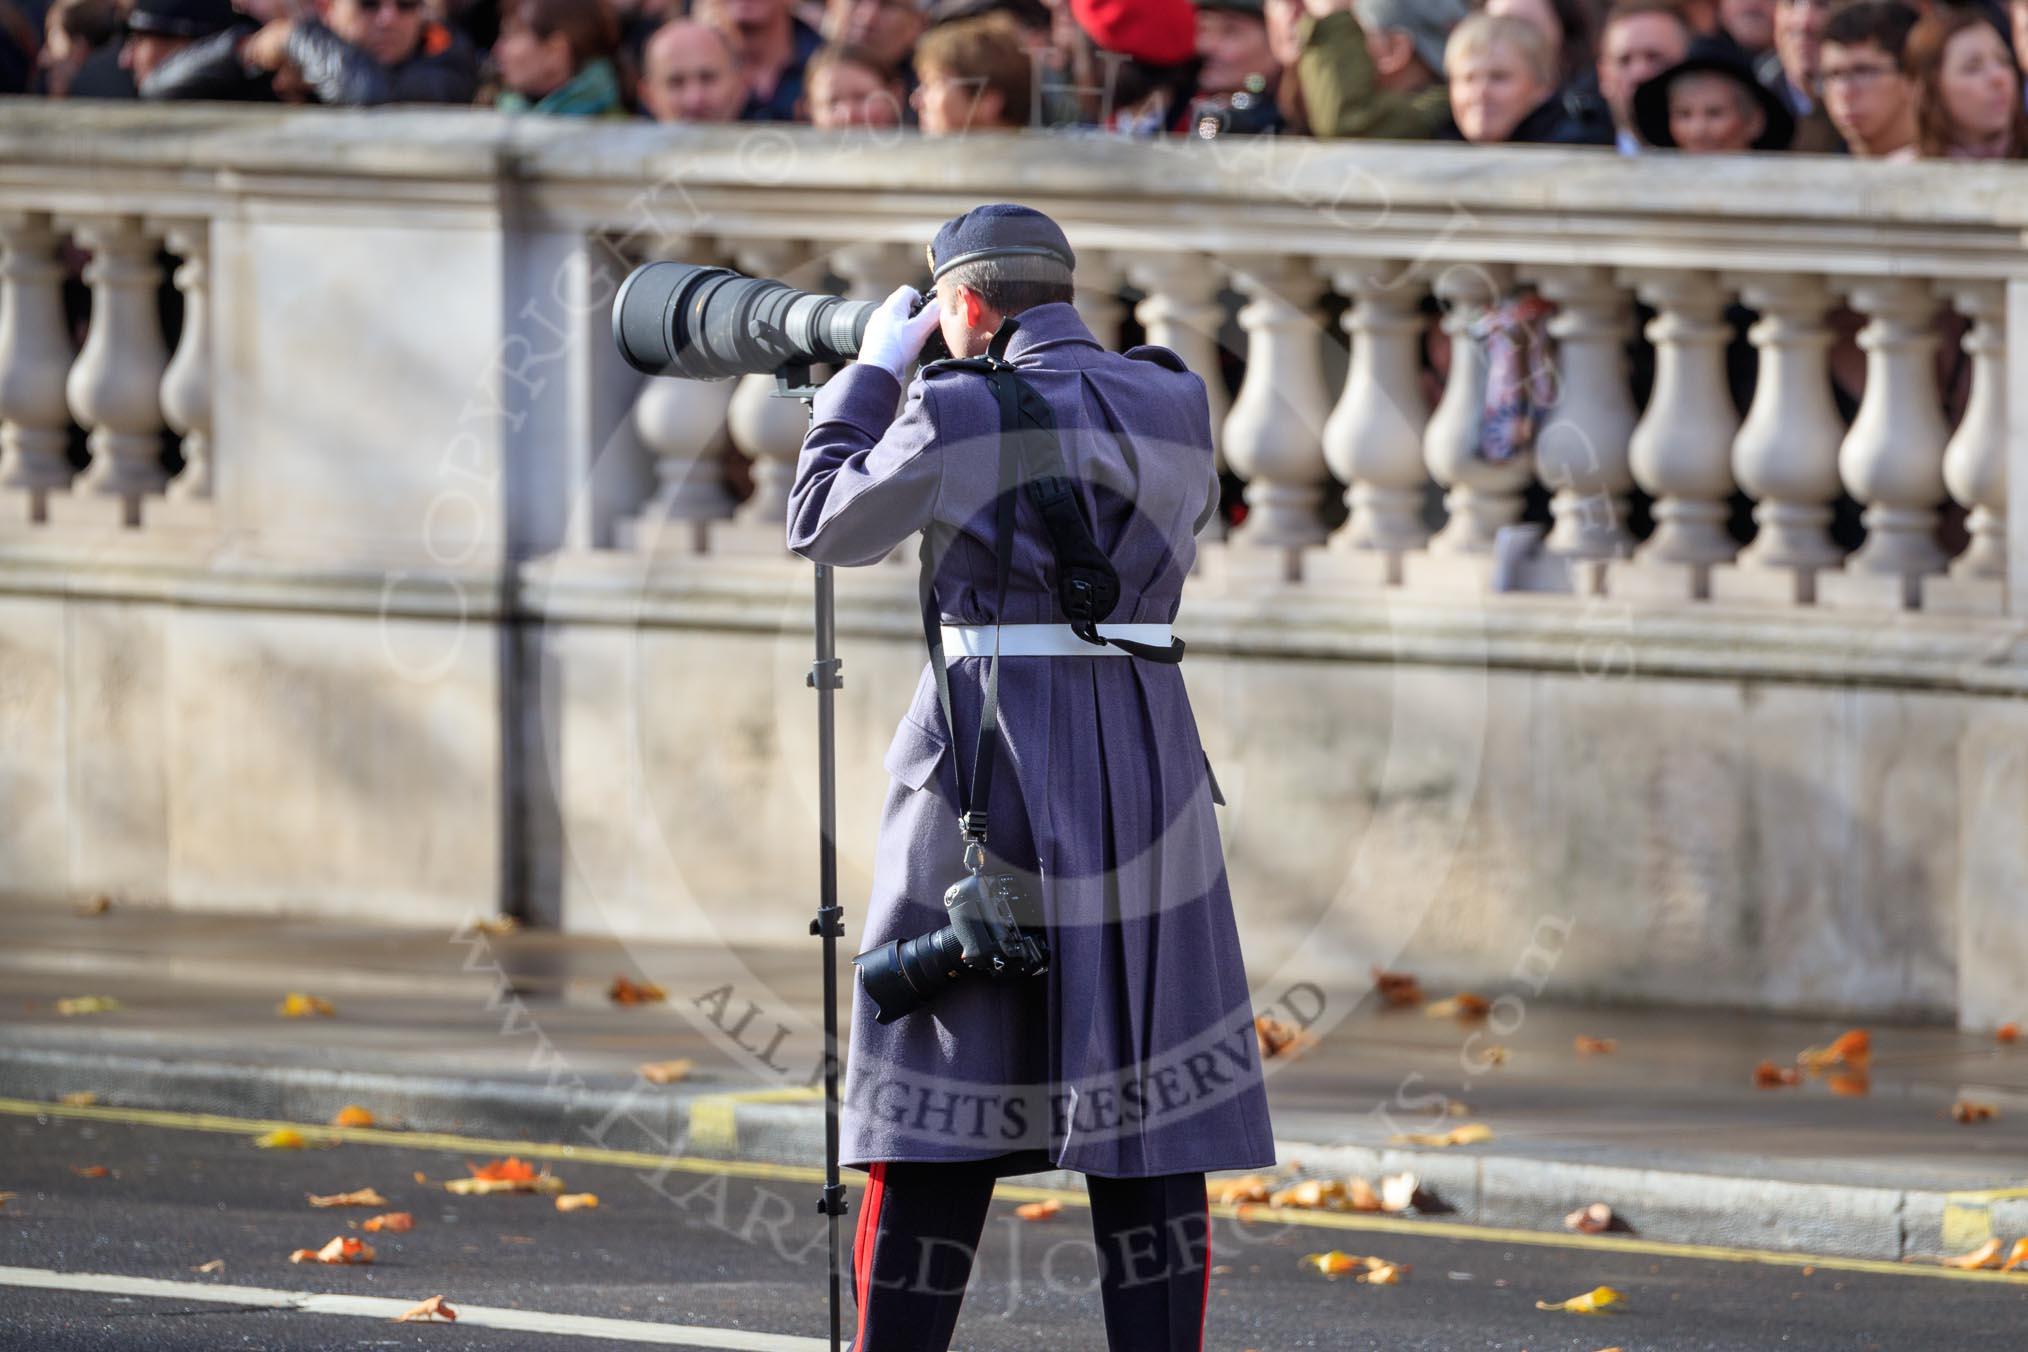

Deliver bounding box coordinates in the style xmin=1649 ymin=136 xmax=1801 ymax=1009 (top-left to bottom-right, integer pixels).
xmin=786 ymin=301 xmax=1277 ymax=1181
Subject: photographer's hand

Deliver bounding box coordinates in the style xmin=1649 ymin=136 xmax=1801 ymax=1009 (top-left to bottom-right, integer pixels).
xmin=857 ymin=285 xmax=943 ymax=380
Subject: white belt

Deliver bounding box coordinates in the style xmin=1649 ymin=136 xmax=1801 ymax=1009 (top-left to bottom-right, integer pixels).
xmin=939 ymin=623 xmax=1171 ymax=658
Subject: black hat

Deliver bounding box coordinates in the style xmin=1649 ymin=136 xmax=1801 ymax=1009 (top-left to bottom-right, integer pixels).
xmin=925 ymin=0 xmax=1052 ymax=29
xmin=1632 ymin=37 xmax=1795 ymax=152
xmin=1195 ymin=0 xmax=1264 ymax=14
xmin=928 ymin=204 xmax=1077 ymax=283
xmin=126 ymin=0 xmax=238 ymax=38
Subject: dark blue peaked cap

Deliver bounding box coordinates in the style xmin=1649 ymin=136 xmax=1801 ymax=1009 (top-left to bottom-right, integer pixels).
xmin=928 ymin=204 xmax=1077 ymax=283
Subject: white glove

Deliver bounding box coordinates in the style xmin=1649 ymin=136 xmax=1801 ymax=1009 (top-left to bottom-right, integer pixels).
xmin=856 ymin=284 xmax=942 ymax=379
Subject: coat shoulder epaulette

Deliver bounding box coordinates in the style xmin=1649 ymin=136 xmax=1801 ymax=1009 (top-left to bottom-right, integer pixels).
xmin=1121 ymin=344 xmax=1189 ymax=372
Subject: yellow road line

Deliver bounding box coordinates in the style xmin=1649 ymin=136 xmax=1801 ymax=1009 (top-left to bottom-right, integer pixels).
xmin=686 ymin=1086 xmax=822 ymax=1156
xmin=8 ymin=1095 xmax=2027 ymax=1287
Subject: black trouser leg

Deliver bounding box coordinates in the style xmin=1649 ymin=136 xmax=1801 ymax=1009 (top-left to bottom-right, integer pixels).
xmin=1087 ymin=1171 xmax=1211 ymax=1352
xmin=850 ymin=1158 xmax=1000 ymax=1352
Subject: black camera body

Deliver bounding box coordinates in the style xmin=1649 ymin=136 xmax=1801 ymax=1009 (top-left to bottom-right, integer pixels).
xmin=852 ymin=866 xmax=1049 ymax=1025
xmin=909 ymin=287 xmax=952 ymax=365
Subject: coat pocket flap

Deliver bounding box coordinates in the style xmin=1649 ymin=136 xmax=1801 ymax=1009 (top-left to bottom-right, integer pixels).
xmin=883 ymin=716 xmax=952 ymax=794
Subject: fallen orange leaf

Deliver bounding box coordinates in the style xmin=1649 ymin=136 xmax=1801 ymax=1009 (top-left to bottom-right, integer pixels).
xmin=2001 ymin=1239 xmax=2028 ymax=1272
xmin=1536 ymin=1285 xmax=1622 ymax=1313
xmin=1360 ymin=1260 xmax=1405 ymax=1285
xmin=1347 ymin=1176 xmax=1382 ymax=1212
xmin=1270 ymin=1178 xmax=1347 ymax=1210
xmin=608 ymin=976 xmax=666 ymax=1005
xmin=393 ymin=1294 xmax=458 ymax=1323
xmin=1372 ymin=968 xmax=1423 ymax=1007
xmin=1425 ymin=994 xmax=1491 ymax=1021
xmin=446 ymin=1158 xmax=564 ymax=1195
xmin=412 ymin=1171 xmax=428 ymax=1185
xmin=1753 ymin=1060 xmax=1802 ymax=1088
xmin=469 ymin=1157 xmax=537 ymax=1183
xmin=1013 ymin=1198 xmax=1062 ymax=1221
xmin=1798 ymin=1028 xmax=1870 ymax=1070
xmin=1254 ymin=1013 xmax=1318 ymax=1062
xmin=363 ymin=1212 xmax=413 ymax=1233
xmin=277 ymin=992 xmax=335 ymax=1018
xmin=1574 ymin=1036 xmax=1617 ymax=1055
xmin=1564 ymin=1203 xmax=1614 ymax=1234
xmin=1998 ymin=1023 xmax=2021 ymax=1045
xmin=290 ymin=1236 xmax=375 ymax=1265
xmin=1943 ymin=1238 xmax=2004 ymax=1270
xmin=1208 ymin=1175 xmax=1272 ymax=1205
xmin=555 ymin=1193 xmax=600 ymax=1212
xmin=638 ymin=1059 xmax=695 ymax=1085
xmin=70 ymin=1165 xmax=109 ymax=1178
xmin=1826 ymin=1072 xmax=1871 ymax=1097
xmin=1300 ymin=1250 xmax=1363 ymax=1277
xmin=330 ymin=1106 xmax=376 ymax=1128
xmin=255 ymin=1128 xmax=308 ymax=1150
xmin=1951 ymin=1099 xmax=1999 ymax=1124
xmin=307 ymin=1188 xmax=388 ymax=1208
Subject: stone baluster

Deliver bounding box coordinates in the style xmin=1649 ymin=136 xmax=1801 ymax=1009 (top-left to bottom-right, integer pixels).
xmin=1929 ymin=281 xmax=2007 ymax=610
xmin=1321 ymin=260 xmax=1430 ymax=561
xmin=0 ymin=212 xmax=77 ymax=521
xmin=1130 ymin=253 xmax=1230 ymax=541
xmin=725 ymin=240 xmax=809 ymax=539
xmin=624 ymin=235 xmax=737 ymax=554
xmin=157 ymin=221 xmax=213 ymax=503
xmin=1828 ymin=278 xmax=1948 ymax=606
xmin=1718 ymin=273 xmax=1844 ymax=602
xmin=1620 ymin=269 xmax=1739 ymax=593
xmin=1424 ymin=263 xmax=1529 ymax=554
xmin=64 ymin=214 xmax=169 ymax=525
xmin=829 ymin=240 xmax=922 ymax=302
xmin=1221 ymin=256 xmax=1329 ymax=562
xmin=1531 ymin=265 xmax=1636 ymax=561
xmin=1073 ymin=250 xmax=1126 ymax=350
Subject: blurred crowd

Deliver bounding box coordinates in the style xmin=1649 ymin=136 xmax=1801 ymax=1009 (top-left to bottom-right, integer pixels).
xmin=0 ymin=0 xmax=2017 ymax=157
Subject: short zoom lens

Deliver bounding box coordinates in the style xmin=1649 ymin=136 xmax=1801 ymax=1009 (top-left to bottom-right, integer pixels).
xmin=612 ymin=261 xmax=877 ymax=379
xmin=853 ymin=927 xmax=967 ymax=1026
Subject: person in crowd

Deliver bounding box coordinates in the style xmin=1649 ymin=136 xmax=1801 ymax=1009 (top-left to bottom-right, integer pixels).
xmin=1633 ymin=32 xmax=1795 ymax=147
xmin=1763 ymin=0 xmax=1843 ymax=148
xmin=695 ymin=0 xmax=822 ymax=119
xmin=1906 ymin=5 xmax=2027 ymax=156
xmin=143 ymin=0 xmax=480 ymax=103
xmin=637 ymin=16 xmax=748 ymax=118
xmin=821 ymin=0 xmax=924 ymax=76
xmin=493 ymin=0 xmax=629 ymax=114
xmin=0 ymin=0 xmax=34 ymax=93
xmin=1720 ymin=0 xmax=1774 ymax=53
xmin=2013 ymin=0 xmax=2028 ymax=102
xmin=910 ymin=9 xmax=1030 ymax=130
xmin=1817 ymin=0 xmax=1919 ymax=156
xmin=1596 ymin=0 xmax=1693 ymax=150
xmin=1481 ymin=0 xmax=1613 ymax=136
xmin=118 ymin=0 xmax=237 ymax=88
xmin=1446 ymin=9 xmax=1613 ymax=141
xmin=1296 ymin=0 xmax=1465 ymax=138
xmin=804 ymin=38 xmax=907 ymax=123
xmin=39 ymin=0 xmax=121 ymax=96
xmin=1067 ymin=0 xmax=1201 ymax=133
xmin=1195 ymin=0 xmax=1280 ymax=114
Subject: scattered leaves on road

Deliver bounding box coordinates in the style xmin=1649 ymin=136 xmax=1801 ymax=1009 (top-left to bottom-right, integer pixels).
xmin=2004 ymin=1239 xmax=2028 ymax=1273
xmin=277 ymin=993 xmax=335 ymax=1018
xmin=308 ymin=1188 xmax=388 ymax=1208
xmin=446 ymin=1157 xmax=566 ymax=1195
xmin=1425 ymin=994 xmax=1491 ymax=1021
xmin=1565 ymin=1203 xmax=1614 ymax=1234
xmin=1942 ymin=1239 xmax=2004 ymax=1270
xmin=608 ymin=976 xmax=666 ymax=1005
xmin=1255 ymin=1013 xmax=1317 ymax=1061
xmin=55 ymin=996 xmax=121 ymax=1016
xmin=1574 ymin=1036 xmax=1617 ymax=1055
xmin=394 ymin=1294 xmax=458 ymax=1323
xmin=638 ymin=1059 xmax=695 ymax=1085
xmin=1389 ymin=1123 xmax=1494 ymax=1148
xmin=1536 ymin=1285 xmax=1622 ymax=1313
xmin=255 ymin=1128 xmax=309 ymax=1150
xmin=1300 ymin=1251 xmax=1409 ymax=1282
xmin=1753 ymin=1060 xmax=1802 ymax=1089
xmin=1013 ymin=1198 xmax=1061 ymax=1221
xmin=1798 ymin=1029 xmax=1870 ymax=1071
xmin=290 ymin=1236 xmax=375 ymax=1265
xmin=362 ymin=1212 xmax=414 ymax=1232
xmin=1998 ymin=1023 xmax=2020 ymax=1045
xmin=330 ymin=1106 xmax=377 ymax=1128
xmin=1950 ymin=1099 xmax=2000 ymax=1124
xmin=1208 ymin=1175 xmax=1272 ymax=1205
xmin=555 ymin=1193 xmax=600 ymax=1212
xmin=1372 ymin=968 xmax=1423 ymax=1007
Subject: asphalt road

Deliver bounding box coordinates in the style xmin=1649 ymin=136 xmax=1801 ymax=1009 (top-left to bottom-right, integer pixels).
xmin=3 ymin=1103 xmax=2025 ymax=1351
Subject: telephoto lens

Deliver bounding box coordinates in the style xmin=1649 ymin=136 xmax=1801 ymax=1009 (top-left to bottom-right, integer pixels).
xmin=854 ymin=926 xmax=969 ymax=1025
xmin=612 ymin=261 xmax=876 ymax=379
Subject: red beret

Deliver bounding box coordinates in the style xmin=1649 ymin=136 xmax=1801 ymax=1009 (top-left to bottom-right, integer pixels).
xmin=1071 ymin=0 xmax=1198 ymax=67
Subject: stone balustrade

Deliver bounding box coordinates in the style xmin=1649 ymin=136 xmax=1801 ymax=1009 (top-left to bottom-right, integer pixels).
xmin=3 ymin=106 xmax=2027 ymax=1029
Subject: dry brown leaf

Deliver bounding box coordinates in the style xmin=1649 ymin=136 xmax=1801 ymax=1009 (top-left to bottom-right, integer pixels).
xmin=1998 ymin=1022 xmax=2021 ymax=1045
xmin=59 ymin=1091 xmax=98 ymax=1107
xmin=192 ymin=1258 xmax=224 ymax=1274
xmin=1360 ymin=1261 xmax=1405 ymax=1285
xmin=608 ymin=976 xmax=666 ymax=1005
xmin=1564 ymin=1202 xmax=1614 ymax=1234
xmin=1390 ymin=1123 xmax=1493 ymax=1148
xmin=70 ymin=1165 xmax=109 ymax=1178
xmin=1269 ymin=1177 xmax=1347 ymax=1210
xmin=55 ymin=996 xmax=121 ymax=1017
xmin=470 ymin=915 xmax=521 ymax=936
xmin=1013 ymin=1198 xmax=1062 ymax=1221
xmin=1425 ymin=994 xmax=1491 ymax=1021
xmin=393 ymin=1294 xmax=458 ymax=1323
xmin=1446 ymin=1099 xmax=1472 ymax=1117
xmin=445 ymin=1157 xmax=564 ymax=1196
xmin=1380 ymin=1172 xmax=1418 ymax=1214
xmin=75 ymin=894 xmax=112 ymax=916
xmin=1753 ymin=1060 xmax=1802 ymax=1088
xmin=1942 ymin=1238 xmax=2004 ymax=1270
xmin=1536 ymin=1285 xmax=1622 ymax=1313
xmin=363 ymin=1212 xmax=413 ymax=1233
xmin=1798 ymin=1028 xmax=1870 ymax=1071
xmin=1574 ymin=1036 xmax=1618 ymax=1055
xmin=1372 ymin=968 xmax=1424 ymax=1007
xmin=555 ymin=1193 xmax=600 ymax=1212
xmin=1950 ymin=1099 xmax=2000 ymax=1124
xmin=290 ymin=1236 xmax=375 ymax=1265
xmin=1254 ymin=1014 xmax=1318 ymax=1062
xmin=255 ymin=1128 xmax=308 ymax=1150
xmin=1299 ymin=1250 xmax=1363 ymax=1277
xmin=1476 ymin=1045 xmax=1511 ymax=1066
xmin=330 ymin=1106 xmax=376 ymax=1128
xmin=412 ymin=1171 xmax=428 ymax=1185
xmin=307 ymin=1188 xmax=388 ymax=1209
xmin=638 ymin=1059 xmax=695 ymax=1085
xmin=1347 ymin=1176 xmax=1382 ymax=1212
xmin=277 ymin=992 xmax=335 ymax=1018
xmin=1826 ymin=1072 xmax=1871 ymax=1097
xmin=1208 ymin=1175 xmax=1273 ymax=1205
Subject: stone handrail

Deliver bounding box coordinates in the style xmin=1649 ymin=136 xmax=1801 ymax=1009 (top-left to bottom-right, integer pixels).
xmin=0 ymin=104 xmax=2022 ymax=622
